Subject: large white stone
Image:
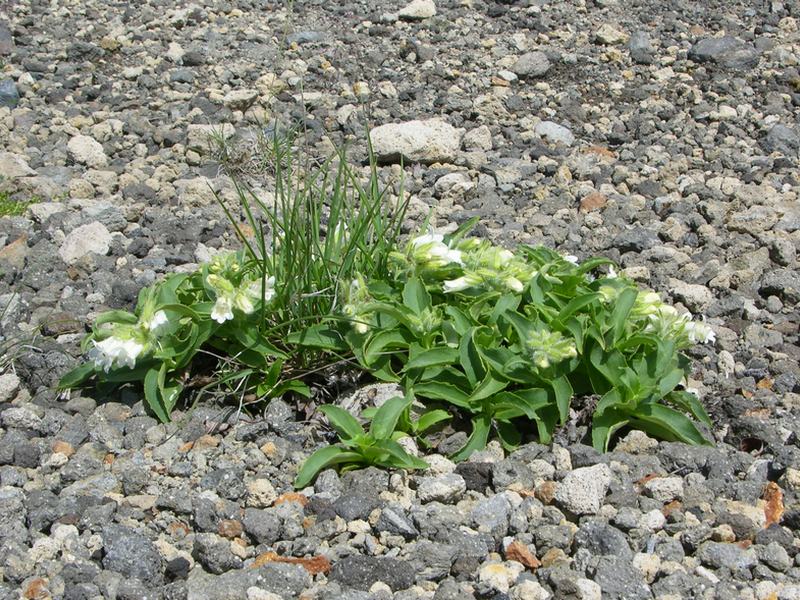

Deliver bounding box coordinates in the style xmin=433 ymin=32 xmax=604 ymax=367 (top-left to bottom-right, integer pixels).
xmin=59 ymin=221 xmax=112 ymax=264
xmin=0 ymin=152 xmax=35 ymax=178
xmin=370 ymin=119 xmax=462 ymax=164
xmin=67 ymin=135 xmax=108 ymax=168
xmin=398 ymin=0 xmax=436 ymax=20
xmin=554 ymin=463 xmax=611 ymax=515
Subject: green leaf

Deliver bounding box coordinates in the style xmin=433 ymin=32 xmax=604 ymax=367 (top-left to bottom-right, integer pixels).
xmin=144 ymin=367 xmax=170 ymax=423
xmin=157 ymin=364 xmax=183 ymax=414
xmin=459 ymin=328 xmax=486 ymax=387
xmin=404 ymin=346 xmax=459 ymax=371
xmin=402 ymin=277 xmax=430 ymax=315
xmin=496 ymin=420 xmax=522 ymax=451
xmin=551 ymin=376 xmax=573 ymax=425
xmin=666 ymin=390 xmax=713 ymax=429
xmin=372 ymin=439 xmax=429 ymax=470
xmin=450 ymin=413 xmax=492 ymax=462
xmin=590 ymin=344 xmax=627 ymax=388
xmin=57 ymin=362 xmax=96 ymax=389
xmin=555 ymin=292 xmax=601 ymax=324
xmin=414 ymin=381 xmax=472 ymax=410
xmin=657 ymin=368 xmax=685 ymax=398
xmin=494 ymin=388 xmax=548 ymax=419
xmin=591 ymin=407 xmax=630 ymax=452
xmin=444 ymin=306 xmax=473 ymax=335
xmin=370 ymin=393 xmax=413 ymax=440
xmin=294 ymin=445 xmax=363 ymax=488
xmin=94 ymin=310 xmax=138 ymax=326
xmin=489 ymin=294 xmax=521 ymax=325
xmin=630 ymin=403 xmax=712 ymax=446
xmin=364 ymin=330 xmax=408 ymax=366
xmin=319 ymin=405 xmax=363 ymax=440
xmin=414 ymin=409 xmax=451 ymax=433
xmin=611 ymin=287 xmax=638 ymax=344
xmin=468 ymin=375 xmax=508 ymax=403
xmin=287 ymin=326 xmax=348 ymax=351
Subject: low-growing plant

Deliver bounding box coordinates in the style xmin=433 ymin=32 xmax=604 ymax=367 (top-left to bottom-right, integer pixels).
xmin=0 ymin=190 xmax=40 ymax=217
xmin=59 ymin=134 xmax=716 ymax=487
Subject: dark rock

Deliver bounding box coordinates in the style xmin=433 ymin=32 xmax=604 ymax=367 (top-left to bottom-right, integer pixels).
xmin=760 ymin=268 xmax=800 ymax=304
xmin=192 ymin=533 xmax=242 ymax=574
xmin=588 ymin=556 xmax=651 ymax=599
xmin=573 ymin=521 xmax=632 ymax=558
xmin=185 ymin=563 xmax=310 ymax=600
xmin=0 ymin=79 xmax=19 ymax=109
xmin=200 ymin=468 xmax=246 ymax=500
xmin=376 ymin=505 xmax=419 ymax=538
xmin=242 ymin=507 xmax=282 ymax=545
xmin=455 ymin=461 xmax=492 ymax=492
xmin=629 ymin=31 xmax=654 ymax=64
xmin=329 ymin=556 xmax=415 ymax=592
xmin=511 ymin=51 xmax=551 ymax=78
xmin=762 ymin=124 xmax=799 ymax=156
xmin=332 ymin=493 xmax=383 ymax=521
xmin=696 ymin=541 xmax=758 ymax=570
xmin=102 ymin=524 xmax=163 ymax=586
xmin=688 ymin=36 xmax=760 ymax=70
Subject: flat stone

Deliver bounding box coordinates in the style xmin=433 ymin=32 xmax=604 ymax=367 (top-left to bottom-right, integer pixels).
xmin=595 ymin=24 xmax=629 ymax=45
xmin=688 ymin=36 xmax=760 ymax=70
xmin=554 ymin=463 xmax=611 ymax=515
xmin=0 ymin=373 xmax=20 ymax=403
xmin=0 ymin=153 xmax=35 ymax=178
xmin=370 ymin=119 xmax=462 ymax=164
xmin=0 ymin=79 xmax=19 ymax=108
xmin=397 ymin=0 xmax=436 ymax=20
xmin=416 ymin=473 xmax=466 ymax=503
xmin=329 ymin=556 xmax=415 ymax=592
xmin=696 ymin=541 xmax=758 ymax=570
xmin=223 ymin=89 xmax=259 ymax=111
xmin=59 ymin=221 xmax=112 ymax=264
xmin=534 ymin=121 xmax=575 ymax=146
xmin=511 ymin=52 xmax=551 ymax=78
xmin=67 ymin=135 xmax=108 ymax=168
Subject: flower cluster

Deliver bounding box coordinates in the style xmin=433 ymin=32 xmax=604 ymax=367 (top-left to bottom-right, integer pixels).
xmin=342 ymin=275 xmax=373 ymax=334
xmin=88 ymin=309 xmax=169 ymax=373
xmin=525 ymin=328 xmax=578 ymax=369
xmin=207 ymin=252 xmax=276 ymax=324
xmin=633 ymin=291 xmax=715 ymax=346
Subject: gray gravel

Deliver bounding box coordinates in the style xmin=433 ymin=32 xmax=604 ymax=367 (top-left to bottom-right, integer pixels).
xmin=1 ymin=0 xmax=799 ymax=598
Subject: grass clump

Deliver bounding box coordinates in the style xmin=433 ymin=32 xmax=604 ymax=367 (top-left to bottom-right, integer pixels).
xmin=0 ymin=190 xmax=39 ymax=217
xmin=60 ymin=131 xmax=716 ymax=487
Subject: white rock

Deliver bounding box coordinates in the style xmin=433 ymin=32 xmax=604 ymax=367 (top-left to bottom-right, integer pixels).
xmin=643 ymin=476 xmax=684 ymax=503
xmin=633 ymin=552 xmax=661 ymax=583
xmin=575 ymin=578 xmax=602 ymax=600
xmin=59 ymin=221 xmax=112 ymax=264
xmin=614 ymin=430 xmax=659 ymax=454
xmin=639 ymin=508 xmax=666 ymax=530
xmin=463 ymin=125 xmax=493 ymax=151
xmin=554 ymin=463 xmax=611 ymax=515
xmin=0 ymin=152 xmax=35 ymax=178
xmin=67 ymin=135 xmax=108 ymax=168
xmin=510 ymin=579 xmax=552 ymax=600
xmin=370 ymin=119 xmax=462 ymax=164
xmin=28 ymin=202 xmax=67 ymax=223
xmin=398 ymin=0 xmax=436 ymax=20
xmin=417 ymin=473 xmax=466 ymax=503
xmin=595 ymin=23 xmax=629 ymax=45
xmin=668 ymin=278 xmax=714 ymax=312
xmin=0 ymin=372 xmax=20 ymax=403
xmin=1 ymin=405 xmax=42 ymax=431
xmin=246 ymin=588 xmax=282 ymax=600
xmin=223 ymin=89 xmax=259 ymax=111
xmin=434 ymin=172 xmax=474 ymax=197
xmin=186 ymin=123 xmax=235 ymax=153
xmin=246 ymin=479 xmax=278 ymax=508
xmin=479 ymin=561 xmax=525 ymax=593
xmin=166 ymin=42 xmax=185 ymax=63
xmin=534 ymin=121 xmax=575 ymax=146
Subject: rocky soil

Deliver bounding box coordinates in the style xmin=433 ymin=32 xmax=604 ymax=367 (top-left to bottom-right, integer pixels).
xmin=0 ymin=0 xmax=799 ymax=598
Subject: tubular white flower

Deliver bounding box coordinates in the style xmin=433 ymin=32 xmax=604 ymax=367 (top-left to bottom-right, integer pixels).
xmin=427 ymin=243 xmax=463 ymax=266
xmin=146 ymin=310 xmax=169 ymax=336
xmin=564 ymin=255 xmax=579 ymax=265
xmin=607 ymin=266 xmax=618 ymax=279
xmin=685 ymin=320 xmax=715 ymax=344
xmin=211 ymin=295 xmax=234 ymax=323
xmin=443 ymin=276 xmax=472 ymax=293
xmin=88 ymin=337 xmax=144 ymax=372
xmin=504 ymin=276 xmax=524 ymax=293
xmin=410 ymin=233 xmax=444 ymax=247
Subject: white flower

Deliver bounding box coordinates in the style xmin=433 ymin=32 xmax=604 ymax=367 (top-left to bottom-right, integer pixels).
xmin=353 ymin=320 xmax=369 ymax=334
xmin=234 ymin=292 xmax=255 ymax=315
xmin=427 ymin=243 xmax=463 ymax=266
xmin=564 ymin=255 xmax=579 ymax=265
xmin=685 ymin=320 xmax=716 ymax=344
xmin=608 ymin=266 xmax=618 ymax=279
xmin=88 ymin=337 xmax=144 ymax=372
xmin=410 ymin=233 xmax=444 ymax=247
xmin=443 ymin=276 xmax=472 ymax=293
xmin=211 ymin=295 xmax=234 ymax=323
xmin=504 ymin=276 xmax=524 ymax=293
xmin=146 ymin=310 xmax=169 ymax=336
xmin=498 ymin=249 xmax=514 ymax=266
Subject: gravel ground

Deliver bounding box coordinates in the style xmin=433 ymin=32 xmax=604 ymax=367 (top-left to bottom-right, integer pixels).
xmin=1 ymin=0 xmax=799 ymax=598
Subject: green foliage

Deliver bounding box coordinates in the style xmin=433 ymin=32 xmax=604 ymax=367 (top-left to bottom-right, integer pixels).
xmin=59 ymin=134 xmax=716 ymax=488
xmin=0 ymin=190 xmax=40 ymax=217
xmin=59 ymin=130 xmax=407 ymax=422
xmin=294 ymin=392 xmax=429 ymax=488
